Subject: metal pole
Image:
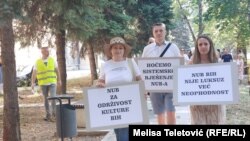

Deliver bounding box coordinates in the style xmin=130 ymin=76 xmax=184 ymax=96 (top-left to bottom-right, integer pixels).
xmin=48 ymin=97 xmax=64 ymax=141
xmin=58 ymin=98 xmax=64 ymax=141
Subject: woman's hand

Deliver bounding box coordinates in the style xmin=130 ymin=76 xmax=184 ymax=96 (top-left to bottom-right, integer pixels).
xmin=96 ymin=82 xmax=105 ymax=88
xmin=96 ymin=79 xmax=105 ymax=88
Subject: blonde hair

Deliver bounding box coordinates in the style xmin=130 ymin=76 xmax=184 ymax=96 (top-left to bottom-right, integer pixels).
xmin=104 ymin=37 xmax=131 ymax=60
xmin=192 ymin=35 xmax=218 ymax=64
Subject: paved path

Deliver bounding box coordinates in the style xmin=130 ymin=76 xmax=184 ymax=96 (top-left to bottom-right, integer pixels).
xmin=101 ymin=99 xmax=191 ymax=141
xmin=146 ymin=98 xmax=191 ymax=125
xmin=66 ymin=69 xmax=90 ymax=79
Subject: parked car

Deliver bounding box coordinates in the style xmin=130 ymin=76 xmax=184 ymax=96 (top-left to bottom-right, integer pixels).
xmin=16 ymin=65 xmax=37 ymax=87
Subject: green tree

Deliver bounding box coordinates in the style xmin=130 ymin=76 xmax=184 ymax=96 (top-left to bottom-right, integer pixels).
xmin=205 ymin=0 xmax=250 ymax=53
xmin=126 ymin=0 xmax=174 ymax=54
xmin=82 ymin=0 xmax=136 ymax=81
xmin=15 ymin=0 xmax=107 ymax=91
xmin=171 ymin=19 xmax=191 ymax=50
xmin=175 ymin=0 xmax=197 ymax=43
xmin=172 ymin=0 xmax=193 ymax=49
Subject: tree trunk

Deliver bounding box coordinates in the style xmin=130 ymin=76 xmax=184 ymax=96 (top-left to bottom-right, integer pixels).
xmin=71 ymin=41 xmax=80 ymax=70
xmin=177 ymin=0 xmax=196 ymax=42
xmin=55 ymin=29 xmax=67 ymax=94
xmin=75 ymin=41 xmax=80 ymax=70
xmin=198 ymin=0 xmax=203 ymax=36
xmin=86 ymin=40 xmax=98 ymax=84
xmin=0 ymin=14 xmax=21 ymax=141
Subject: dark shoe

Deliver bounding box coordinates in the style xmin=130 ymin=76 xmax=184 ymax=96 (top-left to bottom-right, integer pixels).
xmin=43 ymin=117 xmax=55 ymax=122
xmin=43 ymin=117 xmax=50 ymax=121
xmin=52 ymin=113 xmax=56 ymax=118
xmin=50 ymin=116 xmax=56 ymax=122
xmin=18 ymin=96 xmax=24 ymax=100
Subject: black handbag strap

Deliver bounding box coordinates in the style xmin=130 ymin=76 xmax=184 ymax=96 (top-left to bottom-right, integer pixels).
xmin=159 ymin=43 xmax=171 ymax=57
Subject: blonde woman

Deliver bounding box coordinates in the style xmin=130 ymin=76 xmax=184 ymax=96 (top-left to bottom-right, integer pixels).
xmin=96 ymin=37 xmax=142 ymax=141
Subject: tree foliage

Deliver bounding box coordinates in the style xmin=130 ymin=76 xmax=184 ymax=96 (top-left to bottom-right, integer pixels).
xmin=204 ymin=0 xmax=250 ymax=49
xmin=172 ymin=0 xmax=194 ymax=49
xmin=126 ymin=0 xmax=174 ymax=54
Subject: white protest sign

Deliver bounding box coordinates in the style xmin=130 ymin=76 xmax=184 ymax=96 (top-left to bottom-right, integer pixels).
xmin=173 ymin=62 xmax=239 ymax=105
xmin=136 ymin=57 xmax=183 ymax=92
xmin=83 ymin=81 xmax=149 ymax=131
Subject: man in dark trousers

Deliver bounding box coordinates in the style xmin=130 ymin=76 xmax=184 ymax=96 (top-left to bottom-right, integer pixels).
xmin=221 ymin=48 xmax=233 ymax=62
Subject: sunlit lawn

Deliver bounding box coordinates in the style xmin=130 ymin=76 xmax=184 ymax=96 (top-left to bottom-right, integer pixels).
xmin=226 ymin=85 xmax=250 ymax=124
xmin=0 ymin=76 xmax=92 ymax=105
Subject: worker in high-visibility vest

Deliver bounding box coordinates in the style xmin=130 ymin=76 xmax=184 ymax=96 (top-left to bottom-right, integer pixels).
xmin=31 ymin=46 xmax=61 ymax=122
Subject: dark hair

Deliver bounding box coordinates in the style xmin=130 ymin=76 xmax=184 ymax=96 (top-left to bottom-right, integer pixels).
xmin=152 ymin=23 xmax=166 ymax=31
xmin=151 ymin=23 xmax=168 ymax=37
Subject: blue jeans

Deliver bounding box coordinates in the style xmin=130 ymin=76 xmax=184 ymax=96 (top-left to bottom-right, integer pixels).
xmin=41 ymin=84 xmax=56 ymax=118
xmin=150 ymin=92 xmax=175 ymax=114
xmin=114 ymin=127 xmax=129 ymax=141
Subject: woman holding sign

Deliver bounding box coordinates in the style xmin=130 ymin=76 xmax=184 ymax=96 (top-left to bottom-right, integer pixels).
xmin=188 ymin=35 xmax=225 ymax=124
xmin=96 ymin=37 xmax=142 ymax=141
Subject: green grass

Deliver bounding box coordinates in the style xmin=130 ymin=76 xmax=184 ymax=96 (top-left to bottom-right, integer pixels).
xmin=226 ymin=85 xmax=250 ymax=124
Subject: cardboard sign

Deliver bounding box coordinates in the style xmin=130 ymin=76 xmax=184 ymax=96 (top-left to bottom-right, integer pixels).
xmin=173 ymin=62 xmax=239 ymax=105
xmin=83 ymin=81 xmax=149 ymax=131
xmin=136 ymin=57 xmax=184 ymax=92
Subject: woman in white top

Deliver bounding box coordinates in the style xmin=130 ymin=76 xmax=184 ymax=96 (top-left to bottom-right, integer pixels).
xmin=236 ymin=54 xmax=244 ymax=84
xmin=180 ymin=48 xmax=190 ymax=65
xmin=96 ymin=37 xmax=142 ymax=141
